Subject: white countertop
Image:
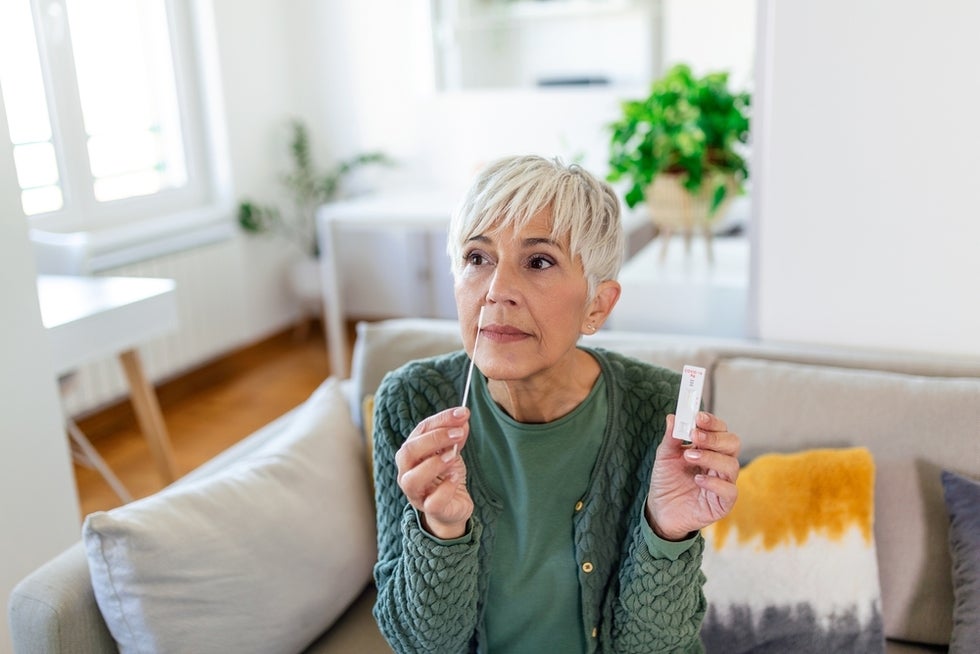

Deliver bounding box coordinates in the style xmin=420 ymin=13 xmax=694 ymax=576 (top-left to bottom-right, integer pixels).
xmin=609 ymin=235 xmax=750 ymax=338
xmin=38 ymin=275 xmax=178 ymax=375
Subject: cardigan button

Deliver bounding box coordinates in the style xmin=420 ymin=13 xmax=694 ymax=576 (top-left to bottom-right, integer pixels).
xmin=574 ymin=500 xmax=584 ymax=512
xmin=582 ymin=561 xmax=594 ymax=573
xmin=591 ymin=626 xmax=598 ymax=638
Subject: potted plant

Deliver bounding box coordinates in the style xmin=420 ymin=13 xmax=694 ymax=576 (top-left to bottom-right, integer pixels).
xmin=238 ymin=119 xmax=392 ymax=258
xmin=607 ymin=63 xmax=750 ymax=259
xmin=238 ymin=119 xmax=392 ymax=332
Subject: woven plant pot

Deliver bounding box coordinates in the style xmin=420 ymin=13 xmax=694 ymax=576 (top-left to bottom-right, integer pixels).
xmin=646 ymin=173 xmax=738 ymax=261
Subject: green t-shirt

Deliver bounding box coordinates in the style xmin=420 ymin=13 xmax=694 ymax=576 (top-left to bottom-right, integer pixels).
xmin=468 ymin=369 xmax=607 ymax=654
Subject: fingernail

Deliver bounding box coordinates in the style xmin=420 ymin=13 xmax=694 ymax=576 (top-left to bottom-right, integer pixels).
xmin=441 ymin=444 xmax=458 ymax=462
xmin=698 ymin=411 xmax=709 ymax=422
xmin=684 ymin=448 xmax=703 ymax=460
xmin=448 ymin=428 xmax=464 ymax=440
xmin=453 ymin=407 xmax=468 ymax=418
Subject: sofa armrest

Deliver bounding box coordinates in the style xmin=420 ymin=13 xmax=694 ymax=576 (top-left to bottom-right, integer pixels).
xmin=7 ymin=402 xmax=314 ymax=654
xmin=9 ymin=378 xmax=365 ymax=654
xmin=8 ymin=543 xmax=115 ymax=654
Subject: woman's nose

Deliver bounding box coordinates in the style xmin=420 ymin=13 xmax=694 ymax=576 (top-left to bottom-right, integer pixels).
xmin=485 ymin=265 xmax=519 ymax=305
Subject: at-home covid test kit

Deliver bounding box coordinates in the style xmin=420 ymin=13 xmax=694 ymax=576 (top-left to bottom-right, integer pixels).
xmin=672 ymin=365 xmax=706 ymax=442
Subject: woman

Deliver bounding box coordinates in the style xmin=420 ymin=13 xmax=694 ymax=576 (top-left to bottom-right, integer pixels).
xmin=372 ymin=155 xmax=741 ymax=653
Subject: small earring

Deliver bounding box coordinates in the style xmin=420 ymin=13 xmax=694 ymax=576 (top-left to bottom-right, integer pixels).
xmin=587 ymin=323 xmax=596 ymax=333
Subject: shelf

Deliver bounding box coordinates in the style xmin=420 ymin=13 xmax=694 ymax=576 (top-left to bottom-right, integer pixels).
xmin=453 ymin=0 xmax=648 ymax=28
xmin=432 ymin=0 xmax=661 ymax=91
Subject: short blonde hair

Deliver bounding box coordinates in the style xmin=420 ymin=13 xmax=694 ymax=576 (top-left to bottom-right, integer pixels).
xmin=447 ymin=155 xmax=624 ymax=301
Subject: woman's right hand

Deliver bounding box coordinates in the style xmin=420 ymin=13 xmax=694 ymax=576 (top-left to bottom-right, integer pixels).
xmin=395 ymin=406 xmax=473 ymax=539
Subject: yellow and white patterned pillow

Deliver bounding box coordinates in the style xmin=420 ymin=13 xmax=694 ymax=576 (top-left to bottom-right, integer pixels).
xmin=700 ymin=447 xmax=885 ymax=653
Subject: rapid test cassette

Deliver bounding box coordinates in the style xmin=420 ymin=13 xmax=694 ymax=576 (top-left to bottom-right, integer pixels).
xmin=672 ymin=365 xmax=706 ymax=442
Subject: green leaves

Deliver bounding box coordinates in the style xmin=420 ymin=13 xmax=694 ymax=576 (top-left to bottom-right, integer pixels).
xmin=607 ymin=63 xmax=750 ymax=209
xmin=237 ymin=119 xmax=393 ymax=256
xmin=237 ymin=200 xmax=277 ymax=234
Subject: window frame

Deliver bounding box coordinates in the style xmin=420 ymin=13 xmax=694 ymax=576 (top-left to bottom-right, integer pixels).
xmin=15 ymin=0 xmax=231 ymax=266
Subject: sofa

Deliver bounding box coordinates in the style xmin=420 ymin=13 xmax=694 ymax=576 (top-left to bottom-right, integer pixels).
xmin=9 ymin=317 xmax=980 ymax=653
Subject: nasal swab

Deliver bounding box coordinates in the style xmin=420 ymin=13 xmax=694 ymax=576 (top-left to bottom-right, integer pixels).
xmin=460 ymin=306 xmax=485 ymax=409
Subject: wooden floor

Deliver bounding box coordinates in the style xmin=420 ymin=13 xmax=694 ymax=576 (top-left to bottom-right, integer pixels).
xmin=72 ymin=322 xmax=348 ymax=519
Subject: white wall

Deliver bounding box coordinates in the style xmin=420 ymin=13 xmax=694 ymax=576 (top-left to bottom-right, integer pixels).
xmin=209 ymin=0 xmax=318 ymax=338
xmin=0 ymin=104 xmax=81 ymax=654
xmin=752 ymin=0 xmax=980 ymax=357
xmin=663 ymin=0 xmax=757 ymax=92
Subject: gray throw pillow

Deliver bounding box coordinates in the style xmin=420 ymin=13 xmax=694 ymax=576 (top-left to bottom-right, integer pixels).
xmin=941 ymin=469 xmax=980 ymax=654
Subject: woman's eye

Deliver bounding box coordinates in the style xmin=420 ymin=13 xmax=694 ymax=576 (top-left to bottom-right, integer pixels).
xmin=527 ymin=255 xmax=555 ymax=270
xmin=464 ymin=251 xmax=488 ymax=266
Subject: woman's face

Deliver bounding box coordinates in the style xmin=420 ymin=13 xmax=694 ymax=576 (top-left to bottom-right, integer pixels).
xmin=453 ymin=208 xmax=596 ymax=383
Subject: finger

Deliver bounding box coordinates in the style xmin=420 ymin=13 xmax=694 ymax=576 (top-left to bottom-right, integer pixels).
xmin=695 ymin=411 xmax=728 ymax=433
xmin=683 ymin=448 xmax=740 ymax=482
xmin=399 ymin=447 xmax=461 ymax=504
xmin=422 ymin=470 xmax=462 ymax=513
xmin=662 ymin=414 xmax=710 ymax=458
xmin=690 ymin=423 xmax=741 ymax=458
xmin=661 ymin=414 xmax=675 ymax=441
xmin=406 ymin=406 xmax=470 ymax=442
xmin=658 ymin=415 xmax=693 ymax=453
xmin=400 ymin=425 xmax=467 ymax=464
xmin=694 ymin=473 xmax=739 ymax=506
xmin=397 ymin=421 xmax=469 ymax=471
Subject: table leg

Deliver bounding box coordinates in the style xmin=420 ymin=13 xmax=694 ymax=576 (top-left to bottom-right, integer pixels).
xmin=118 ymin=349 xmax=178 ymax=483
xmin=320 ymin=217 xmax=351 ymax=378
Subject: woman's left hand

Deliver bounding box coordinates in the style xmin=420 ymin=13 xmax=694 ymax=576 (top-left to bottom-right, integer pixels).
xmin=646 ymin=412 xmax=741 ymax=541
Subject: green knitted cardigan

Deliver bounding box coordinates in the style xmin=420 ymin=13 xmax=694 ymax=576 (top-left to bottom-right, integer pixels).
xmin=371 ymin=348 xmax=706 ymax=654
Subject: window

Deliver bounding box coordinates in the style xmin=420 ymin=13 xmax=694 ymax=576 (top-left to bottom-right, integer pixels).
xmin=0 ymin=0 xmax=223 ymax=237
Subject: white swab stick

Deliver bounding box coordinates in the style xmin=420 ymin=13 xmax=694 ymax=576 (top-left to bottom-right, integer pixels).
xmin=461 ymin=306 xmax=485 ymax=408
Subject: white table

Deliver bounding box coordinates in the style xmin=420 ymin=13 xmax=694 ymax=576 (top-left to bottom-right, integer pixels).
xmin=608 ymin=235 xmax=750 ymax=338
xmin=38 ymin=275 xmax=179 ymax=483
xmin=317 ymin=191 xmax=460 ymax=378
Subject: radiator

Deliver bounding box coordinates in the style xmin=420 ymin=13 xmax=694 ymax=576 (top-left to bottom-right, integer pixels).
xmin=60 ymin=239 xmax=255 ymax=417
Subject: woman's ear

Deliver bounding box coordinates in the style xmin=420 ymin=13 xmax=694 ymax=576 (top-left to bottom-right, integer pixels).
xmin=583 ymin=280 xmax=621 ymax=333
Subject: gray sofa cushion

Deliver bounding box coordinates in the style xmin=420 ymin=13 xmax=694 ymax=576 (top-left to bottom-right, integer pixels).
xmin=8 ymin=543 xmax=116 ymax=653
xmin=712 ymin=356 xmax=980 ymax=645
xmin=350 ymin=319 xmax=462 ymax=429
xmin=941 ymin=469 xmax=980 ymax=653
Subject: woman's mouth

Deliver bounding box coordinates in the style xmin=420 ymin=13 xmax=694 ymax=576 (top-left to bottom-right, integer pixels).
xmin=481 ymin=323 xmax=530 ymax=343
